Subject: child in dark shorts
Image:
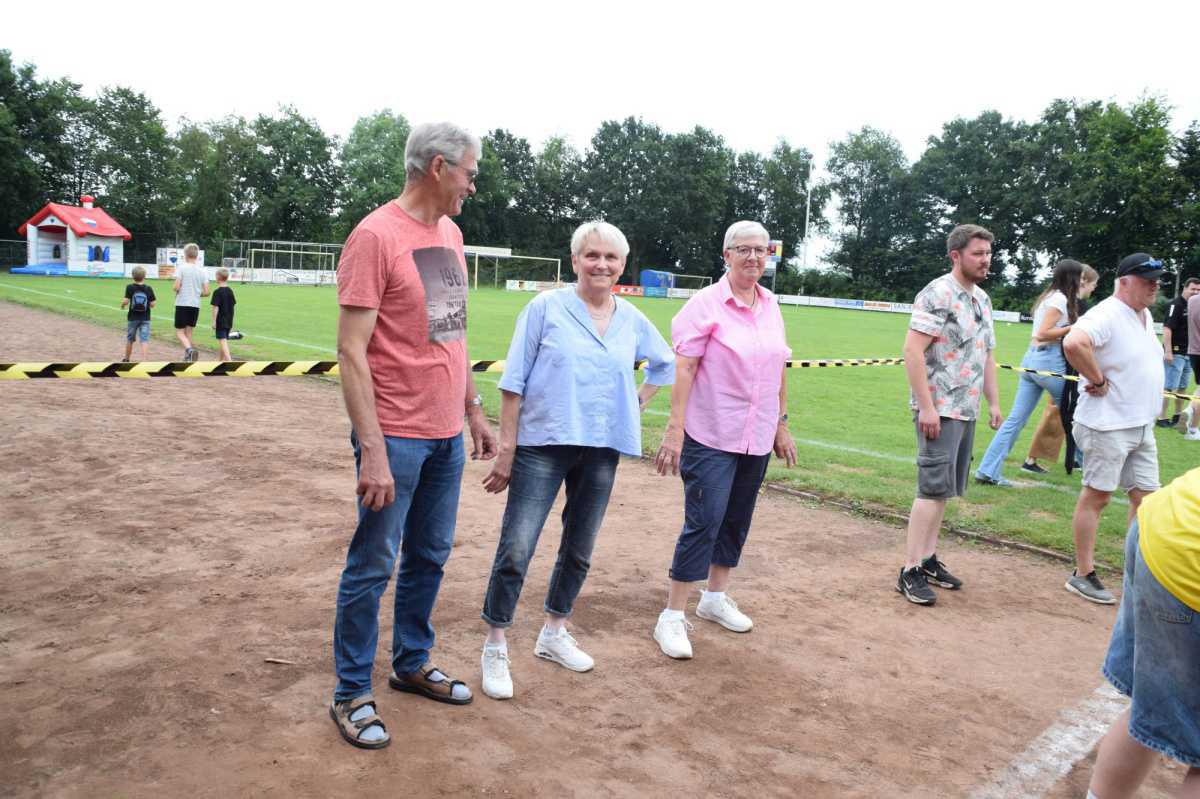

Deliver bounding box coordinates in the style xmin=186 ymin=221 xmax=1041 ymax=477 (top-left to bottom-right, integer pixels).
xmin=210 ymin=268 xmax=237 ymax=361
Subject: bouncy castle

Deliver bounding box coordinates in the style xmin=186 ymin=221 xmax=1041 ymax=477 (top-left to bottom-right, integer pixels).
xmin=14 ymin=195 xmax=132 ymax=277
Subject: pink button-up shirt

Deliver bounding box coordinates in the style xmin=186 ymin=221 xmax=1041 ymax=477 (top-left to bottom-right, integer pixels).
xmin=671 ymin=275 xmax=792 ymax=455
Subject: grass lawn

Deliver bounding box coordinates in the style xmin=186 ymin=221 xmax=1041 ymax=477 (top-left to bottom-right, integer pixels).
xmin=2 ymin=273 xmax=1193 ymax=568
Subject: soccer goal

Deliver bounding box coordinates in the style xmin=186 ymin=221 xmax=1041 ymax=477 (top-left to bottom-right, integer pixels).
xmin=465 ymin=245 xmax=562 ymax=289
xmin=673 ymin=273 xmax=713 ymax=291
xmin=222 ymin=239 xmax=343 ymax=286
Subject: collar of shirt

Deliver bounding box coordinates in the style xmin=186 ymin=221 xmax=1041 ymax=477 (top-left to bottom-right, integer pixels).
xmin=716 ymin=274 xmax=769 ymax=315
xmin=564 ymin=289 xmax=628 ymax=347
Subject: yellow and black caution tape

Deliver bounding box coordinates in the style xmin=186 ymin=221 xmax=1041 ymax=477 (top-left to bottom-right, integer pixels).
xmin=997 ymin=363 xmax=1196 ymax=403
xmin=1 ymin=357 xmax=1195 ymax=402
xmin=0 ymin=360 xmax=341 ymax=380
xmin=0 ymin=359 xmax=508 ymax=380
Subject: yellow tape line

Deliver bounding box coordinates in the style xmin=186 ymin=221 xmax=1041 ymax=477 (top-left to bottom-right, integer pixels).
xmin=1 ymin=357 xmax=1194 ymax=402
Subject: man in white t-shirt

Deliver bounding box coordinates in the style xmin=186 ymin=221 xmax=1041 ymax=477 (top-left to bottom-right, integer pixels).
xmin=172 ymin=242 xmax=209 ymax=362
xmin=1062 ymin=253 xmax=1166 ymax=604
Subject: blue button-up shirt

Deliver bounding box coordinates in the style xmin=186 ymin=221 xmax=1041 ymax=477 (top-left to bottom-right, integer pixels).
xmin=498 ymin=287 xmax=675 ymax=457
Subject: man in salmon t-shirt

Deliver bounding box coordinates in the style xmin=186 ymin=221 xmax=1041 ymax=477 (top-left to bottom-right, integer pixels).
xmin=328 ymin=122 xmax=497 ymax=750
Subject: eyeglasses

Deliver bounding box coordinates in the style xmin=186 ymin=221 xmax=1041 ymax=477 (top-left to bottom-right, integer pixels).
xmin=970 ymin=295 xmax=983 ymax=322
xmin=731 ymin=245 xmax=768 ymax=258
xmin=444 ymin=158 xmax=479 ymax=183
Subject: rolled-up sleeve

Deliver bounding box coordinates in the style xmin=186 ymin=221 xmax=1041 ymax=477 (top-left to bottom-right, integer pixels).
xmin=909 ymin=285 xmax=948 ymax=337
xmin=637 ymin=313 xmax=675 ymax=386
xmin=671 ymin=296 xmax=714 ymax=357
xmin=497 ymin=296 xmax=547 ymax=396
xmin=1074 ymin=313 xmax=1111 ymax=348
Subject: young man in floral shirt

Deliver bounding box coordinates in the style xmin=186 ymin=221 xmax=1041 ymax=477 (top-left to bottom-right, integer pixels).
xmin=897 ymin=224 xmax=1004 ymax=605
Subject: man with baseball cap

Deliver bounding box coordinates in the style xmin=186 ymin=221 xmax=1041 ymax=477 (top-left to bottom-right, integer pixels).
xmin=1061 ymin=253 xmax=1166 ymax=604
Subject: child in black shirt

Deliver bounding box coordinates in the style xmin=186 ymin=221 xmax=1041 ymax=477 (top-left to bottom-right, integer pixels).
xmin=210 ymin=267 xmax=237 ymax=361
xmin=121 ymin=265 xmax=157 ymax=361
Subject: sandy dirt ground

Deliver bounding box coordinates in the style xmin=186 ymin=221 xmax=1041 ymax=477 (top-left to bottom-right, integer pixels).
xmin=0 ymin=301 xmax=1184 ymax=798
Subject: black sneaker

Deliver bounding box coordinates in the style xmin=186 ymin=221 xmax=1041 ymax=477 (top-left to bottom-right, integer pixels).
xmin=896 ymin=566 xmax=936 ymax=605
xmin=1020 ymin=460 xmax=1049 ymax=474
xmin=921 ymin=554 xmax=963 ymax=590
xmin=1156 ymin=418 xmax=1174 ymax=428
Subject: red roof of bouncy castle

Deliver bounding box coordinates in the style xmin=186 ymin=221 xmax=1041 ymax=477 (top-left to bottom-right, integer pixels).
xmin=18 ymin=201 xmax=133 ymax=240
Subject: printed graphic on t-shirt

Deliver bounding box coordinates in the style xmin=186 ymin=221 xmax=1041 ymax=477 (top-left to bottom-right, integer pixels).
xmin=412 ymin=247 xmax=467 ymax=343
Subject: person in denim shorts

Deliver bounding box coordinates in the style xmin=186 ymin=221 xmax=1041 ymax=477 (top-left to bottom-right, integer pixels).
xmin=120 ymin=265 xmax=156 ymax=361
xmin=477 ymin=220 xmax=674 ymax=700
xmin=1086 ymin=467 xmax=1200 ymax=798
xmin=1158 ymin=277 xmax=1198 ymax=429
xmin=897 ymin=224 xmax=1003 ymax=606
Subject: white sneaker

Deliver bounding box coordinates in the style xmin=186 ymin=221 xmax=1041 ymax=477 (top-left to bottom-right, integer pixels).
xmin=1185 ymin=430 xmax=1200 ymax=441
xmin=653 ymin=615 xmax=694 ymax=659
xmin=695 ymin=594 xmax=753 ymax=632
xmin=534 ymin=628 xmax=594 ymax=672
xmin=481 ymin=646 xmax=513 ymax=700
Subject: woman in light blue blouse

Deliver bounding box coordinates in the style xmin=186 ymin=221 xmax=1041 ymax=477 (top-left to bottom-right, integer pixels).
xmin=477 ymin=220 xmax=675 ymax=700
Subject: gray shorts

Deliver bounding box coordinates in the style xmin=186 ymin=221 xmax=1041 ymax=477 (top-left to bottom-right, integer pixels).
xmin=1072 ymin=422 xmax=1160 ymax=494
xmin=914 ymin=416 xmax=976 ymax=500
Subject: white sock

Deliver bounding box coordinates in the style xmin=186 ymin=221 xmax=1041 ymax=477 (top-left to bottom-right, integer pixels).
xmin=660 ymin=608 xmax=685 ymax=622
xmin=1086 ymin=791 xmax=1099 ymax=799
xmin=701 ymin=590 xmax=725 ymax=605
xmin=484 ymin=641 xmax=507 ymax=654
xmin=349 ymin=702 xmax=387 ymax=742
xmin=1189 ymin=427 xmax=1198 ymax=434
xmin=540 ymin=623 xmax=562 ymax=638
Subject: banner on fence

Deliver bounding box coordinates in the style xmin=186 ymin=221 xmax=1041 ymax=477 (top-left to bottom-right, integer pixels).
xmin=505 ymin=279 xmax=559 ymax=293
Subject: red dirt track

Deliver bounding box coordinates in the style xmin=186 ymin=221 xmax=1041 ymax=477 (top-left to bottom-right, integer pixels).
xmin=0 ymin=301 xmax=1182 ymax=797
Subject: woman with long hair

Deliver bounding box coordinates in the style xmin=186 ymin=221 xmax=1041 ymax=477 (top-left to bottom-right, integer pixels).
xmin=975 ymin=259 xmax=1093 ymax=486
xmin=1020 ymin=263 xmax=1099 ymax=473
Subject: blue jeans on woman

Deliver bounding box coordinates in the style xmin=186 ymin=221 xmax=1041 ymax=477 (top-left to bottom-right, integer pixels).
xmin=669 ymin=433 xmax=771 ymax=583
xmin=481 ymin=445 xmax=620 ymax=628
xmin=332 ymin=432 xmax=465 ymax=702
xmin=975 ymin=345 xmax=1066 ymax=482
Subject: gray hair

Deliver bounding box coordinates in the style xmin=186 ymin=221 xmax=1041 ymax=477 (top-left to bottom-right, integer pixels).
xmin=723 ymin=221 xmax=769 ymax=250
xmin=183 ymin=242 xmax=199 ymax=260
xmin=570 ymin=220 xmax=630 ymax=258
xmin=404 ymin=122 xmax=481 ymax=178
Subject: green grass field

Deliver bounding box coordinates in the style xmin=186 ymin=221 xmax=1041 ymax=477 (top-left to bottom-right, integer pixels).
xmin=2 ymin=273 xmax=1193 ymax=568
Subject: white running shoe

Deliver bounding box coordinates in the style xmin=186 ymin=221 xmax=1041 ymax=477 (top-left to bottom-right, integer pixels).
xmin=653 ymin=615 xmax=694 ymax=659
xmin=534 ymin=628 xmax=594 ymax=672
xmin=481 ymin=645 xmax=513 ymax=700
xmin=1185 ymin=430 xmax=1200 ymax=441
xmin=695 ymin=594 xmax=754 ymax=632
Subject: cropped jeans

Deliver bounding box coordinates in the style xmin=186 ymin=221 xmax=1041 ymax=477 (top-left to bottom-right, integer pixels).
xmin=481 ymin=445 xmax=620 ymax=628
xmin=332 ymin=432 xmax=465 ymax=702
xmin=976 ymin=345 xmax=1066 ymax=482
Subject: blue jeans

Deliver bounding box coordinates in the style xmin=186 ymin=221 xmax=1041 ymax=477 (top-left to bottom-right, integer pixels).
xmin=669 ymin=433 xmax=770 ymax=583
xmin=975 ymin=345 xmax=1066 ymax=481
xmin=481 ymin=445 xmax=619 ymax=628
xmin=332 ymin=432 xmax=465 ymax=702
xmin=1164 ymin=353 xmax=1193 ymax=392
xmin=1104 ymin=520 xmax=1200 ymax=767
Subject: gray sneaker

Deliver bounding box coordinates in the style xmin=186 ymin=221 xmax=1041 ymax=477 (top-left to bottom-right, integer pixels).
xmin=1065 ymin=570 xmax=1116 ymax=605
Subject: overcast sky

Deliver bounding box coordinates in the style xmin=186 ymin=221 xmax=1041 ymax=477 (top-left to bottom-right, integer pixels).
xmin=8 ymin=0 xmax=1198 ymax=262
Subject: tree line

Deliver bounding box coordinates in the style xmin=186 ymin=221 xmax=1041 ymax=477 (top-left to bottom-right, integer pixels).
xmin=2 ymin=49 xmax=1198 ymax=311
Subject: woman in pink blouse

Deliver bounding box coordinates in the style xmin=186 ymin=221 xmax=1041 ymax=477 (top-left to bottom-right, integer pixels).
xmin=652 ymin=220 xmax=797 ymax=660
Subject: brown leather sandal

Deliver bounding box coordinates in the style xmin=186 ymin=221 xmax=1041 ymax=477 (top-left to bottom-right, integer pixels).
xmin=329 ymin=693 xmax=390 ymax=749
xmin=388 ymin=663 xmax=473 ymax=705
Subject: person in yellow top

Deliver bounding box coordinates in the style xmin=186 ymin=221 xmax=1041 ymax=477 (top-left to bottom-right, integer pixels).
xmin=1087 ymin=467 xmax=1200 ymax=798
